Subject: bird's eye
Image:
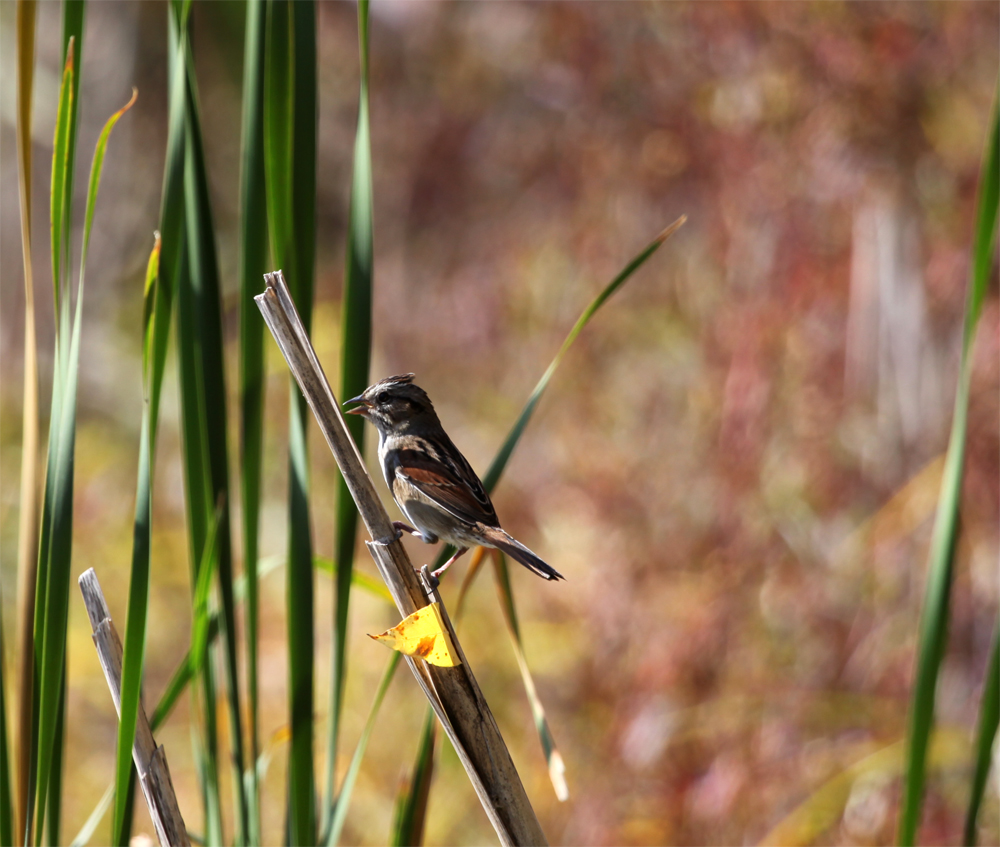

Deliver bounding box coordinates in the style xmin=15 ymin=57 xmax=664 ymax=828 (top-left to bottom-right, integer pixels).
xmin=376 ymin=392 xmax=388 ymax=405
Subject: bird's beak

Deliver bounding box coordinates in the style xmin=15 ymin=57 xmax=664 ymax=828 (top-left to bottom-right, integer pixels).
xmin=343 ymin=394 xmax=371 ymax=416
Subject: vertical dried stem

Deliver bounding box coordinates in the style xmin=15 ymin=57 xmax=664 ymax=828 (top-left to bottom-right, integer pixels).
xmin=255 ymin=270 xmax=547 ymax=847
xmin=78 ymin=569 xmax=189 ymax=847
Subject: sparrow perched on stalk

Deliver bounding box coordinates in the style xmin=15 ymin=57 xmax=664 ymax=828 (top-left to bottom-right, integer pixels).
xmin=345 ymin=374 xmax=563 ymax=581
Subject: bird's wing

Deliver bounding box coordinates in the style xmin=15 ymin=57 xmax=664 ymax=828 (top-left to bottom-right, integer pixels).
xmin=392 ymin=441 xmax=499 ymax=528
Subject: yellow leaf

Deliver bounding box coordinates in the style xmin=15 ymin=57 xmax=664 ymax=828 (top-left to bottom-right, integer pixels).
xmin=369 ymin=603 xmax=460 ymax=667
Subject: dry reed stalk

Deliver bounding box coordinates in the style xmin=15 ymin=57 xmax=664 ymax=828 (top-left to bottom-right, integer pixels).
xmin=256 ymin=270 xmax=547 ymax=847
xmin=78 ymin=569 xmax=189 ymax=847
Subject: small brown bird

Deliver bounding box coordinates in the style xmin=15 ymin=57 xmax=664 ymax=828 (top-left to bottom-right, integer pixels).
xmin=345 ymin=374 xmax=563 ymax=581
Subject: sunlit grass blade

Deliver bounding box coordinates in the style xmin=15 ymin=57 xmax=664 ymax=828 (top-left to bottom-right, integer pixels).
xmin=170 ymin=13 xmax=249 ymax=839
xmin=264 ymin=1 xmax=318 ymax=841
xmin=453 ymin=546 xmax=487 ymax=623
xmin=492 ymin=552 xmax=567 ymax=800
xmin=150 ymin=617 xmax=219 ymax=731
xmin=237 ymin=0 xmax=268 ymax=840
xmin=48 ymin=39 xmax=73 ymax=315
xmin=190 ymin=500 xmax=223 ymax=679
xmin=86 ymin=94 xmax=170 ymax=847
xmin=326 ymin=1 xmax=374 ymax=833
xmin=484 ymin=214 xmax=686 ymax=492
xmin=763 ymin=731 xmax=970 ymax=847
xmin=429 ymin=214 xmax=688 ymax=578
xmin=46 ymin=679 xmax=66 ymax=844
xmin=963 ymin=620 xmax=999 ymax=846
xmin=390 ymin=709 xmax=436 ymax=847
xmin=898 ymin=93 xmax=998 ymax=846
xmin=414 ymin=215 xmax=687 ymax=830
xmin=164 ymin=6 xmax=222 ymax=842
xmin=28 ymin=40 xmax=77 ymax=845
xmin=58 ymin=0 xmax=83 ymax=290
xmin=33 ymin=59 xmax=131 ymax=847
xmin=69 ymin=783 xmax=112 ymax=847
xmin=325 ymin=652 xmax=400 ymax=847
xmin=14 ymin=2 xmax=38 ymax=843
xmin=0 ymin=603 xmax=13 ymax=847
xmin=314 ymin=556 xmax=393 ymax=604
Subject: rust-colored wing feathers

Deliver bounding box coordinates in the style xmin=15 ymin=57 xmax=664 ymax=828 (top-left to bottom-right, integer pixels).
xmin=392 ymin=442 xmax=499 ymax=527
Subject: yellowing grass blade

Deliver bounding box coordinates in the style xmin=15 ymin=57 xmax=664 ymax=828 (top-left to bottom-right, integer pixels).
xmin=493 ymin=552 xmax=568 ymax=801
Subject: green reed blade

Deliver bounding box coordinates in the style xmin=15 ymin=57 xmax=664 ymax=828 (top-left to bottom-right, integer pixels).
xmin=14 ymin=2 xmax=38 ymax=844
xmin=69 ymin=783 xmax=112 ymax=847
xmin=190 ymin=501 xmax=224 ymax=679
xmin=964 ymin=620 xmax=999 ymax=846
xmin=390 ymin=708 xmax=437 ymax=847
xmin=88 ymin=96 xmax=172 ymax=847
xmin=58 ymin=0 xmax=83 ymax=289
xmin=164 ymin=7 xmax=221 ymax=843
xmin=493 ymin=553 xmax=567 ymax=800
xmin=326 ymin=652 xmax=401 ymax=847
xmin=45 ymin=674 xmax=66 ymax=844
xmin=48 ymin=40 xmax=73 ymax=315
xmin=34 ymin=77 xmax=130 ymax=847
xmin=898 ymin=91 xmax=998 ymax=846
xmin=264 ymin=2 xmax=318 ymax=841
xmin=314 ymin=556 xmax=393 ymax=604
xmin=150 ymin=618 xmax=219 ymax=732
xmin=28 ymin=40 xmax=77 ymax=844
xmin=237 ymin=1 xmax=269 ymax=840
xmin=263 ymin=0 xmax=294 ymax=281
xmin=0 ymin=599 xmax=12 ymax=847
xmin=325 ymin=0 xmax=374 ymax=835
xmin=175 ymin=26 xmax=248 ymax=841
xmin=486 ymin=214 xmax=687 ymax=494
xmin=429 ymin=214 xmax=687 ymax=580
xmin=417 ymin=215 xmax=687 ymax=829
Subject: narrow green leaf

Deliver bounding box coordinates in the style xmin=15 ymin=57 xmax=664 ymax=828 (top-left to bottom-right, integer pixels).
xmin=150 ymin=618 xmax=219 ymax=732
xmin=32 ymin=47 xmax=131 ymax=847
xmin=14 ymin=2 xmax=39 ymax=844
xmin=165 ymin=8 xmax=223 ymax=843
xmin=237 ymin=1 xmax=269 ymax=841
xmin=69 ymin=783 xmax=113 ymax=847
xmin=411 ymin=216 xmax=687 ymax=829
xmin=314 ymin=556 xmax=393 ymax=604
xmin=326 ymin=1 xmax=374 ymax=832
xmin=58 ymin=0 xmax=84 ymax=292
xmin=79 ymin=89 xmax=136 ymax=281
xmin=264 ymin=2 xmax=318 ymax=841
xmin=327 ymin=652 xmax=401 ymax=847
xmin=390 ymin=709 xmax=436 ymax=847
xmin=765 ymin=732 xmax=969 ymax=847
xmin=0 ymin=599 xmax=13 ymax=847
xmin=430 ymin=214 xmax=687 ymax=577
xmin=493 ymin=552 xmax=568 ymax=800
xmin=190 ymin=500 xmax=224 ymax=677
xmin=263 ymin=0 xmax=295 ymax=284
xmin=48 ymin=40 xmax=73 ymax=314
xmin=46 ymin=676 xmax=66 ymax=844
xmin=964 ymin=621 xmax=999 ymax=846
xmin=179 ymin=91 xmax=247 ymax=847
xmin=898 ymin=91 xmax=998 ymax=846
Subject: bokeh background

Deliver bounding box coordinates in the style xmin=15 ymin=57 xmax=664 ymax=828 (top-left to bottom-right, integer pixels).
xmin=1 ymin=2 xmax=998 ymax=845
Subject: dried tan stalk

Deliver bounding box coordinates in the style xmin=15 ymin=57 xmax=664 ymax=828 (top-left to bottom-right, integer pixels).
xmin=78 ymin=569 xmax=190 ymax=847
xmin=255 ymin=270 xmax=547 ymax=847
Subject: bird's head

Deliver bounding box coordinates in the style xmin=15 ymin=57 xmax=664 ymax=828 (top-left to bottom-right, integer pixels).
xmin=344 ymin=373 xmax=437 ymax=434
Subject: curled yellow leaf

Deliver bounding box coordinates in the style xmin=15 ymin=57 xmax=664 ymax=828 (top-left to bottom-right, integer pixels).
xmin=369 ymin=603 xmax=460 ymax=667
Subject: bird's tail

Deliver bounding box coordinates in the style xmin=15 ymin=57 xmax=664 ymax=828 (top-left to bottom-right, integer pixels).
xmin=483 ymin=528 xmax=564 ymax=581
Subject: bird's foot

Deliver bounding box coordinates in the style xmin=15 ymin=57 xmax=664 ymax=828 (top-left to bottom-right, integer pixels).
xmin=393 ymin=520 xmax=422 ymax=539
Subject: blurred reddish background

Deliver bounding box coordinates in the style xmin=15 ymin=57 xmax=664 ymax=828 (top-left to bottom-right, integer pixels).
xmin=1 ymin=2 xmax=997 ymax=845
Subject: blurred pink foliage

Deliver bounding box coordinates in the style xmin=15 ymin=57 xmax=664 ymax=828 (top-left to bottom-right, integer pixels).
xmin=0 ymin=2 xmax=997 ymax=845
